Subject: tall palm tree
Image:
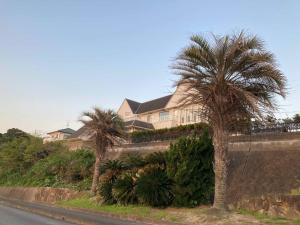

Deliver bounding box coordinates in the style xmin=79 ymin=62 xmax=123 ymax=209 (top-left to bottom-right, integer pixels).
xmin=172 ymin=32 xmax=286 ymax=210
xmin=80 ymin=107 xmax=124 ymax=195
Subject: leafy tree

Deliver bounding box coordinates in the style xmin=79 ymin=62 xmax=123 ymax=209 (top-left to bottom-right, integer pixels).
xmin=5 ymin=128 xmax=27 ymax=140
xmin=172 ymin=31 xmax=286 ymax=209
xmin=293 ymin=114 xmax=300 ymax=123
xmin=80 ymin=107 xmax=124 ymax=195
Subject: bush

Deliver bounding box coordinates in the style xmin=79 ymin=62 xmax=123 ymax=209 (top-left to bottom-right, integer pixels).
xmin=166 ymin=131 xmax=214 ymax=207
xmin=100 ymin=159 xmax=127 ymax=175
xmin=136 ymin=167 xmax=174 ymax=207
xmin=112 ymin=172 xmax=138 ymax=205
xmin=144 ymin=152 xmax=167 ymax=169
xmin=130 ymin=123 xmax=210 ymax=143
xmin=64 ymin=149 xmax=95 ymax=182
xmin=123 ymin=153 xmax=146 ymax=169
xmin=98 ymin=159 xmax=126 ymax=204
xmin=98 ymin=173 xmax=117 ymax=204
xmin=22 ymin=149 xmax=94 ymax=190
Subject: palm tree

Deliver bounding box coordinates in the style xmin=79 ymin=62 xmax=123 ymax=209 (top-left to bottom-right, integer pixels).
xmin=80 ymin=107 xmax=124 ymax=195
xmin=172 ymin=31 xmax=286 ymax=210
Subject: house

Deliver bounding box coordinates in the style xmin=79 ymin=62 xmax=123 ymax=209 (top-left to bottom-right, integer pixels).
xmin=64 ymin=84 xmax=203 ymax=150
xmin=43 ymin=128 xmax=76 ymax=143
xmin=117 ymin=84 xmax=203 ymax=132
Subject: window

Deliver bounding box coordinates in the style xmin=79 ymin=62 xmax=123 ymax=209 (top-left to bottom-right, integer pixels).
xmin=159 ymin=111 xmax=169 ymax=121
xmin=147 ymin=115 xmax=152 ymax=122
xmin=181 ymin=116 xmax=185 ymax=123
xmin=193 ymin=112 xmax=197 ymax=122
xmin=125 ymin=112 xmax=131 ymax=117
xmin=187 ymin=114 xmax=190 ymax=122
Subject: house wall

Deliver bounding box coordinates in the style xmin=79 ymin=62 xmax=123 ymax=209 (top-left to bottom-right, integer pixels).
xmin=117 ymin=100 xmax=135 ymax=121
xmin=118 ymin=84 xmax=204 ymax=130
xmin=43 ymin=131 xmax=71 ymax=143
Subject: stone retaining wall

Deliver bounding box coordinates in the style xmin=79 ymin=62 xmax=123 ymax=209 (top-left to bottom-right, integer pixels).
xmin=232 ymin=195 xmax=300 ymax=218
xmin=0 ymin=187 xmax=84 ymax=203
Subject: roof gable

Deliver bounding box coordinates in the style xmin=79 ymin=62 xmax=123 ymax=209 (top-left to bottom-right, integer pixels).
xmin=126 ymin=99 xmax=140 ymax=113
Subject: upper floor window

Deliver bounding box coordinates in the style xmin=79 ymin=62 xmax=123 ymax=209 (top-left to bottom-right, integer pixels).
xmin=125 ymin=112 xmax=131 ymax=117
xmin=159 ymin=111 xmax=169 ymax=121
xmin=147 ymin=115 xmax=152 ymax=122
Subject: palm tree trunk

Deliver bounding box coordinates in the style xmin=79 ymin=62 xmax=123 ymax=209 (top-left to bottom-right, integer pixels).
xmin=91 ymin=156 xmax=101 ymax=195
xmin=91 ymin=134 xmax=104 ymax=195
xmin=212 ymin=126 xmax=228 ymax=210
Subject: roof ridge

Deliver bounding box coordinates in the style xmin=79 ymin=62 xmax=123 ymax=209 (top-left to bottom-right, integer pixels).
xmin=140 ymin=94 xmax=173 ymax=104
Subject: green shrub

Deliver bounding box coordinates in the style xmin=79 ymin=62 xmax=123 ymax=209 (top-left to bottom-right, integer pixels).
xmin=130 ymin=123 xmax=210 ymax=143
xmin=136 ymin=167 xmax=174 ymax=207
xmin=99 ymin=174 xmax=117 ymax=204
xmin=22 ymin=149 xmax=94 ymax=190
xmin=144 ymin=152 xmax=167 ymax=169
xmin=63 ymin=149 xmax=95 ymax=182
xmin=123 ymin=153 xmax=146 ymax=169
xmin=98 ymin=160 xmax=126 ymax=204
xmin=100 ymin=159 xmax=127 ymax=175
xmin=166 ymin=131 xmax=214 ymax=207
xmin=112 ymin=172 xmax=138 ymax=205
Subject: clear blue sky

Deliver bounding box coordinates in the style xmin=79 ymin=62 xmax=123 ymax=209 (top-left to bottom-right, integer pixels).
xmin=0 ymin=0 xmax=299 ymax=133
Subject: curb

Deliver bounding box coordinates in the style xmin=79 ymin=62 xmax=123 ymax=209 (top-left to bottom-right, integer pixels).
xmin=0 ymin=197 xmax=180 ymax=225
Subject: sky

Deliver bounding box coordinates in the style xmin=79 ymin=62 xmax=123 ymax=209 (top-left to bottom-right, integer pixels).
xmin=0 ymin=0 xmax=300 ymax=134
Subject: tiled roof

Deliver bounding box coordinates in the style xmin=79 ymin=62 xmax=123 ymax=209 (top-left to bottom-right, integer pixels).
xmin=126 ymin=94 xmax=173 ymax=114
xmin=48 ymin=128 xmax=75 ymax=135
xmin=67 ymin=126 xmax=89 ymax=139
xmin=124 ymin=120 xmax=154 ymax=130
xmin=126 ymin=99 xmax=140 ymax=113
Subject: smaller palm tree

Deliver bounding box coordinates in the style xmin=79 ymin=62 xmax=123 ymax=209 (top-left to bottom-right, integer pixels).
xmin=80 ymin=107 xmax=124 ymax=195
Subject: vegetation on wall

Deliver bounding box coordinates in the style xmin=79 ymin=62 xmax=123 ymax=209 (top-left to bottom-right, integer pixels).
xmin=130 ymin=122 xmax=210 ymax=143
xmin=0 ymin=128 xmax=214 ymax=208
xmin=0 ymin=129 xmax=95 ymax=190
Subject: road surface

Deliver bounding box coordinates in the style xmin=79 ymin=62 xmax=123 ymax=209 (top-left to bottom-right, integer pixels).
xmin=0 ymin=198 xmax=151 ymax=225
xmin=0 ymin=204 xmax=75 ymax=225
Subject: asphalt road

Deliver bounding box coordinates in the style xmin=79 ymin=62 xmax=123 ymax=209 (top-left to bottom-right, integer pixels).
xmin=0 ymin=198 xmax=151 ymax=225
xmin=0 ymin=204 xmax=75 ymax=225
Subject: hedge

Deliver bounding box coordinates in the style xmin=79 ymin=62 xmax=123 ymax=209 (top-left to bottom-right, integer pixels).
xmin=130 ymin=122 xmax=210 ymax=143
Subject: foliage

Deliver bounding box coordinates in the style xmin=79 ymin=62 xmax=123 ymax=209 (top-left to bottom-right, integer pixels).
xmin=98 ymin=160 xmax=126 ymax=204
xmin=0 ymin=128 xmax=28 ymax=143
xmin=23 ymin=149 xmax=94 ymax=189
xmin=144 ymin=152 xmax=167 ymax=169
xmin=0 ymin=131 xmax=95 ymax=191
xmin=123 ymin=153 xmax=146 ymax=169
xmin=98 ymin=174 xmax=117 ymax=204
xmin=136 ymin=167 xmax=174 ymax=207
xmin=130 ymin=123 xmax=209 ymax=143
xmin=100 ymin=159 xmax=127 ymax=174
xmin=166 ymin=132 xmax=214 ymax=207
xmin=293 ymin=114 xmax=300 ymax=123
xmin=112 ymin=172 xmax=138 ymax=205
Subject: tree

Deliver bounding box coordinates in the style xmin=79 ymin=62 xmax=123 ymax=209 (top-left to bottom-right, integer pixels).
xmin=172 ymin=31 xmax=286 ymax=210
xmin=293 ymin=114 xmax=300 ymax=123
xmin=80 ymin=107 xmax=124 ymax=195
